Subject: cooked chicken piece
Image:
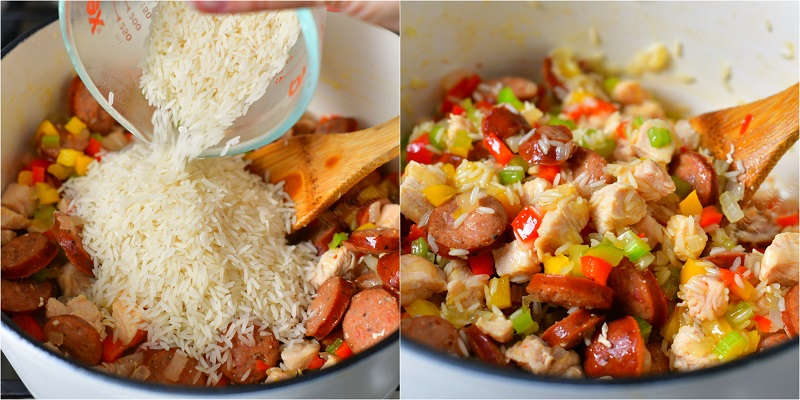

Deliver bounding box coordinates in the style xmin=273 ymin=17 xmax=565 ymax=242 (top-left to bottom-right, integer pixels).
xmin=612 ymin=137 xmax=637 ymax=163
xmin=493 ymin=239 xmax=541 ymax=283
xmin=376 ymin=203 xmax=400 ymax=230
xmin=400 ymin=161 xmax=448 ymax=223
xmin=2 ymin=183 xmax=36 ymax=217
xmin=760 ymin=232 xmax=799 ymax=286
xmin=678 ymin=274 xmax=729 ymax=321
xmin=535 ymin=184 xmax=590 ymax=255
xmin=624 ymin=100 xmax=666 ymax=120
xmin=633 ymin=214 xmax=666 ymax=247
xmin=57 ymin=262 xmax=93 ymax=299
xmin=46 ymin=295 xmax=107 ymax=340
xmin=111 ymin=296 xmax=143 ymax=345
xmin=674 ymin=119 xmax=699 ymax=150
xmin=736 ymin=207 xmax=781 ymax=245
xmin=589 ymin=183 xmax=646 ymax=234
xmin=266 ymin=367 xmax=297 ymax=383
xmin=400 ymin=254 xmax=447 ymax=306
xmin=102 ymin=128 xmax=128 ymax=151
xmin=309 ymin=247 xmax=357 ymax=289
xmin=670 ymin=325 xmax=720 ymax=372
xmin=520 ymin=178 xmax=551 ymax=207
xmin=476 ymin=312 xmax=514 ymax=343
xmin=444 ymin=259 xmax=488 ymax=310
xmin=666 ymin=215 xmax=708 ymax=261
xmin=612 ymin=80 xmax=648 ymax=105
xmin=648 ymin=193 xmax=679 ymax=225
xmin=281 ymin=341 xmax=321 ymax=371
xmin=1 ymin=206 xmax=30 ymax=230
xmin=505 ymin=335 xmax=583 ymax=377
xmin=609 ymin=159 xmax=676 ymax=202
xmin=1 ymin=229 xmax=16 ymax=245
xmin=630 ymin=119 xmax=676 ymax=164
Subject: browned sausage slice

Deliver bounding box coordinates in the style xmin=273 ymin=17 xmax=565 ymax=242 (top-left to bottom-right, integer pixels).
xmin=607 ymin=263 xmax=669 ymax=326
xmin=43 ymin=315 xmax=103 ymax=365
xmin=141 ymin=348 xmax=206 ymax=386
xmin=45 ymin=214 xmax=94 ymax=276
xmin=354 ymin=271 xmax=383 ymax=291
xmin=342 ymin=288 xmax=400 ymax=353
xmin=377 ymin=252 xmax=399 ymax=295
xmin=542 ymin=57 xmax=566 ymax=96
xmin=315 ymin=116 xmax=359 ymax=134
xmin=67 ymin=76 xmax=115 ymax=134
xmin=401 ymin=315 xmax=462 ymax=356
xmin=1 ymin=232 xmax=59 ymax=279
xmin=1 ymin=279 xmax=55 ymax=312
xmin=646 ymin=342 xmax=670 ymax=375
xmin=303 ymin=211 xmax=342 ymax=255
xmin=519 ymin=125 xmax=577 ymax=166
xmin=220 ymin=329 xmax=280 ymax=384
xmin=541 ymin=309 xmax=605 ymax=349
xmin=783 ymin=285 xmax=798 ymax=337
xmin=703 ymin=251 xmax=747 ymax=269
xmin=481 ymin=106 xmax=531 ymax=139
xmin=343 ymin=228 xmax=399 ymax=254
xmin=584 ymin=316 xmax=647 ymax=378
xmin=526 ymin=274 xmax=614 ymax=310
xmin=462 ymin=325 xmax=507 ymax=366
xmin=671 ymin=151 xmax=717 ymax=205
xmin=569 ymin=147 xmax=612 ymax=196
xmin=427 ymin=196 xmax=507 ymax=252
xmin=305 ymin=276 xmax=354 ymax=339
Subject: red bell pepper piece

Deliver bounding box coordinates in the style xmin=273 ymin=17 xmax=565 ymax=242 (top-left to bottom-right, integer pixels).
xmin=334 ymin=341 xmax=354 ymax=360
xmin=776 ymin=213 xmax=799 ymax=227
xmin=255 ymin=359 xmax=269 ymax=372
xmin=581 ymin=255 xmax=613 ymax=286
xmin=475 ymin=100 xmax=493 ymax=111
xmin=406 ymin=135 xmax=435 ymax=165
xmin=511 ymin=206 xmax=542 ymax=243
xmin=699 ymin=206 xmax=724 ymax=228
xmin=615 ymin=121 xmax=628 ymax=139
xmin=537 ymin=165 xmax=560 ymax=183
xmin=753 ymin=315 xmax=772 ymax=332
xmin=32 ymin=166 xmax=46 ymax=184
xmin=565 ymin=98 xmax=617 ymax=121
xmin=85 ymin=138 xmax=103 ymax=157
xmin=26 ymin=158 xmax=50 ymax=170
xmin=468 ymin=252 xmax=495 ymax=276
xmin=441 ymin=74 xmax=481 ymax=114
xmin=11 ymin=314 xmax=44 ymax=342
xmin=102 ymin=329 xmax=147 ymax=363
xmin=307 ymin=354 xmax=325 ymax=370
xmin=451 ymin=104 xmax=465 ymax=115
xmin=483 ymin=133 xmax=513 ymax=165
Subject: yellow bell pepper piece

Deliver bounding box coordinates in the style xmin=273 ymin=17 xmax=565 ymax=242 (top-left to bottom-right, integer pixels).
xmin=440 ymin=163 xmax=456 ymax=183
xmin=36 ymin=120 xmax=59 ymax=142
xmin=356 ymin=184 xmax=386 ymax=204
xmin=745 ymin=329 xmax=760 ymax=354
xmin=74 ymin=155 xmax=94 ymax=176
xmin=543 ymin=254 xmax=571 ymax=275
xmin=681 ymin=259 xmax=709 ymax=284
xmin=34 ymin=183 xmax=60 ymax=205
xmin=47 ymin=163 xmax=72 ymax=180
xmin=662 ymin=306 xmax=686 ymax=342
xmin=702 ymin=318 xmax=733 ymax=341
xmin=405 ymin=299 xmax=440 ymax=317
xmin=729 ymin=276 xmax=755 ymax=301
xmin=64 ymin=116 xmax=87 ymax=135
xmin=56 ymin=148 xmax=83 ymax=167
xmin=17 ymin=170 xmax=33 ymax=186
xmin=679 ymin=190 xmax=703 ymax=216
xmin=423 ymin=184 xmax=457 ymax=207
xmin=449 ymin=129 xmax=473 ymax=158
xmin=355 ymin=222 xmax=377 ymax=231
xmin=486 ymin=276 xmax=511 ymax=309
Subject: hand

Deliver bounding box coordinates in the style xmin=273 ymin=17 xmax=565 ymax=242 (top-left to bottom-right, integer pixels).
xmin=193 ymin=1 xmax=398 ymax=31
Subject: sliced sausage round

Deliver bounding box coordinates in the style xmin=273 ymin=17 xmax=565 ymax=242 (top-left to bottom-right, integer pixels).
xmin=43 ymin=315 xmax=103 ymax=365
xmin=305 ymin=276 xmax=354 ymax=339
xmin=45 ymin=217 xmax=94 ymax=276
xmin=220 ymin=329 xmax=280 ymax=384
xmin=67 ymin=76 xmax=115 ymax=134
xmin=342 ymin=287 xmax=400 ymax=353
xmin=305 ymin=211 xmax=342 ymax=255
xmin=646 ymin=342 xmax=670 ymax=375
xmin=376 ymin=252 xmax=400 ymax=295
xmin=607 ymin=263 xmax=669 ymax=326
xmin=401 ymin=315 xmax=462 ymax=356
xmin=141 ymin=348 xmax=206 ymax=386
xmin=783 ymin=285 xmax=798 ymax=337
xmin=481 ymin=106 xmax=531 ymax=139
xmin=542 ymin=57 xmax=566 ymax=95
xmin=519 ymin=125 xmax=577 ymax=166
xmin=670 ymin=151 xmax=717 ymax=205
xmin=343 ymin=228 xmax=399 ymax=254
xmin=1 ymin=232 xmax=59 ymax=279
xmin=315 ymin=116 xmax=359 ymax=134
xmin=427 ymin=196 xmax=507 ymax=252
xmin=526 ymin=274 xmax=614 ymax=310
xmin=462 ymin=325 xmax=506 ymax=366
xmin=584 ymin=316 xmax=648 ymax=378
xmin=541 ymin=309 xmax=605 ymax=349
xmin=1 ymin=279 xmax=55 ymax=312
xmin=703 ymin=251 xmax=747 ymax=269
xmin=569 ymin=147 xmax=611 ymax=196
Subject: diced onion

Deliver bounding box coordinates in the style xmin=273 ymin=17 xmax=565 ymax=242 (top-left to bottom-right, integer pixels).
xmin=163 ymin=350 xmax=189 ymax=382
xmin=719 ymin=191 xmax=744 ymax=223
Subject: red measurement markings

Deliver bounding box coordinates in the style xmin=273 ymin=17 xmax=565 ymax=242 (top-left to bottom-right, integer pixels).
xmin=289 ymin=66 xmax=307 ymax=96
xmin=86 ymin=0 xmax=105 ymax=34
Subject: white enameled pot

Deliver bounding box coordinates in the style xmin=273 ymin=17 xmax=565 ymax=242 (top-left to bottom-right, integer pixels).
xmin=400 ymin=1 xmax=798 ymax=398
xmin=1 ymin=13 xmax=399 ymax=398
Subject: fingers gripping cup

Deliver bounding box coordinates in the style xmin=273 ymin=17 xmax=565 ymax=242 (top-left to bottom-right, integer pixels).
xmin=59 ymin=1 xmax=323 ymax=157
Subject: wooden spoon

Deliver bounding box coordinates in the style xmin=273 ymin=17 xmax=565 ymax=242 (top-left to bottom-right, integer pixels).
xmin=246 ymin=117 xmax=399 ymax=231
xmin=690 ymin=83 xmax=798 ymax=202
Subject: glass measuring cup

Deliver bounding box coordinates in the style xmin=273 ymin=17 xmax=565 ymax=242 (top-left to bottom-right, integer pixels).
xmin=58 ymin=1 xmax=324 ymax=157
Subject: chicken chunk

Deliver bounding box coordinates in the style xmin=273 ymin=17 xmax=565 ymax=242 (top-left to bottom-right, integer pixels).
xmin=678 ymin=274 xmax=729 ymax=321
xmin=57 ymin=262 xmax=93 ymax=299
xmin=630 ymin=119 xmax=676 ymax=164
xmin=111 ymin=296 xmax=143 ymax=345
xmin=609 ymin=159 xmax=676 ymax=202
xmin=670 ymin=325 xmax=720 ymax=372
xmin=520 ymin=178 xmax=551 ymax=207
xmin=1 ymin=229 xmax=16 ymax=245
xmin=505 ymin=335 xmax=583 ymax=377
xmin=666 ymin=215 xmax=708 ymax=261
xmin=376 ymin=203 xmax=400 ymax=230
xmin=760 ymin=232 xmax=799 ymax=286
xmin=281 ymin=341 xmax=321 ymax=371
xmin=624 ymin=100 xmax=666 ymax=120
xmin=1 ymin=206 xmax=30 ymax=230
xmin=444 ymin=259 xmax=488 ymax=310
xmin=46 ymin=295 xmax=107 ymax=340
xmin=611 ymin=80 xmax=648 ymax=105
xmin=309 ymin=247 xmax=357 ymax=289
xmin=589 ymin=183 xmax=646 ymax=234
xmin=633 ymin=214 xmax=666 ymax=247
xmin=2 ymin=183 xmax=36 ymax=217
xmin=266 ymin=367 xmax=297 ymax=383
xmin=535 ymin=184 xmax=590 ymax=255
xmin=476 ymin=312 xmax=514 ymax=343
xmin=674 ymin=119 xmax=699 ymax=150
xmin=400 ymin=161 xmax=448 ymax=223
xmin=492 ymin=239 xmax=541 ymax=283
xmin=400 ymin=254 xmax=447 ymax=306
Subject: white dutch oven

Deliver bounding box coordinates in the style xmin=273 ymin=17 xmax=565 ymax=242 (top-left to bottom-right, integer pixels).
xmin=400 ymin=2 xmax=798 ymax=398
xmin=1 ymin=13 xmax=399 ymax=398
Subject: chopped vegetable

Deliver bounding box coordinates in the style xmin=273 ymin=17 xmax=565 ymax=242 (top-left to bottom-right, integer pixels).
xmin=725 ymin=301 xmax=754 ymax=330
xmin=548 ymin=116 xmax=576 ymax=130
xmin=753 ymin=315 xmax=772 ymax=332
xmin=510 ymin=306 xmax=538 ymax=335
xmin=699 ymin=206 xmax=724 ymax=228
xmin=254 ymin=360 xmax=268 ymax=372
xmin=74 ymin=154 xmax=94 ymax=176
xmin=102 ymin=329 xmax=147 ymax=363
xmin=334 ymin=341 xmax=353 ymax=359
xmin=719 ymin=191 xmax=744 ymax=223
xmin=745 ymin=329 xmax=760 ymax=354
xmin=671 ymin=175 xmax=693 ymax=200
xmin=543 ymin=254 xmax=571 ymax=275
xmin=486 ymin=276 xmax=511 ymax=309
xmin=537 ymin=165 xmax=560 ymax=183
xmin=647 ymin=126 xmax=672 ymax=148
xmin=680 ymin=259 xmax=708 ymax=285
xmin=11 ymin=314 xmax=45 ymax=342
xmin=468 ymin=252 xmax=494 ymax=276
xmin=497 ymin=87 xmax=524 ymax=110
xmin=17 ymin=170 xmax=33 ymax=186
xmin=64 ymin=116 xmax=87 ymax=135
xmin=662 ymin=306 xmax=686 ymax=342
xmin=405 ymin=299 xmax=440 ymax=317
xmin=580 ymin=255 xmax=613 ymax=285
xmin=585 ymin=242 xmax=625 ymax=266
xmin=406 ymin=135 xmax=436 ymax=165
xmin=633 ymin=316 xmax=652 ymax=342
xmin=507 ymin=156 xmax=528 ymax=170
xmin=451 ymin=104 xmax=465 ymax=115
xmin=632 ymin=116 xmax=644 ymax=129
xmin=718 ymin=268 xmax=754 ymax=300
xmin=47 ymin=163 xmax=72 ymax=180
xmin=714 ymin=330 xmax=748 ymax=361
xmin=32 ymin=165 xmax=46 ymax=184
xmin=511 ymin=206 xmax=542 ymax=243
xmin=85 ymin=137 xmax=103 ymax=157
xmin=776 ymin=213 xmax=799 ymax=227
xmin=34 ymin=205 xmax=55 ymax=224
xmin=679 ymin=190 xmax=703 ymax=215
xmin=411 ymin=237 xmax=429 ymax=258
xmin=498 ymin=167 xmax=524 ymax=185
xmin=355 ymin=222 xmax=377 ymax=232
xmin=328 ymin=232 xmax=349 ymax=250
xmin=423 ymin=184 xmax=457 ymax=206
xmin=483 ymin=133 xmax=513 ymax=165
xmin=603 ymin=77 xmax=620 ymax=93
xmin=36 ymin=120 xmax=59 ymax=138
xmin=34 ymin=182 xmax=60 ymax=205
xmin=41 ymin=134 xmax=60 ymax=148
xmin=326 ymin=338 xmax=344 ymax=354
xmin=307 ymin=354 xmax=325 ymax=370
xmin=565 ymin=98 xmax=617 ymax=121
xmin=617 ymin=230 xmax=651 ymax=262
xmin=450 ymin=129 xmax=473 ymax=157
xmin=56 ymin=148 xmax=83 ymax=167
xmin=578 ymin=129 xmax=616 ymax=158
xmin=442 ymin=75 xmax=480 ymax=114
